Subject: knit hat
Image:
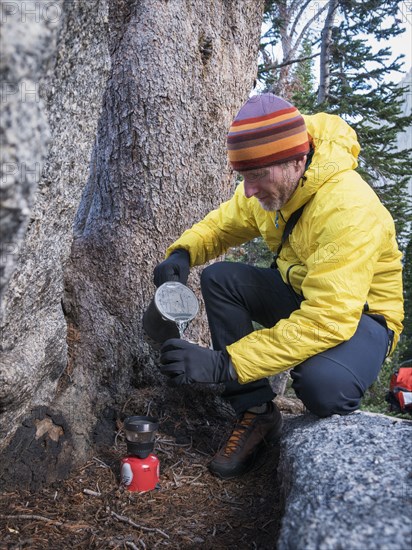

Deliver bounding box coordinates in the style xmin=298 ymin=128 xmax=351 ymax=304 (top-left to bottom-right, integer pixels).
xmin=227 ymin=94 xmax=309 ymax=171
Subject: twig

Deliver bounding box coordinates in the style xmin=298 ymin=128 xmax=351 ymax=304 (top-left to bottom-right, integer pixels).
xmin=110 ymin=511 xmax=170 ymax=539
xmin=190 ymin=447 xmax=209 ymax=457
xmin=172 ymin=471 xmax=181 ymax=486
xmin=83 ymin=489 xmax=102 ymax=497
xmin=169 ymin=459 xmax=183 ymax=470
xmin=155 ymin=446 xmax=173 ymax=459
xmin=145 ymin=400 xmax=153 ymax=416
xmin=156 ymin=439 xmax=191 ymax=448
xmin=211 ymin=491 xmax=244 ymax=507
xmin=114 ymin=429 xmax=122 ymax=447
xmin=187 ymin=472 xmax=203 ymax=485
xmin=125 ymin=542 xmax=139 ymax=550
xmin=93 ymin=457 xmax=110 ymax=468
xmin=262 ymin=518 xmax=275 ymax=529
xmin=0 ymin=514 xmax=63 ymax=526
xmin=259 ymin=51 xmax=320 ymax=72
xmin=121 ymin=397 xmax=133 ymax=413
xmin=77 ymin=460 xmax=95 ymax=473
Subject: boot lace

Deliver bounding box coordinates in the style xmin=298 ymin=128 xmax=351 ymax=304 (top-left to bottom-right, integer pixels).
xmin=221 ymin=412 xmax=257 ymax=457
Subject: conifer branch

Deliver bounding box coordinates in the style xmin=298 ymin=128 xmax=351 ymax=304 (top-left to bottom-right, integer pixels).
xmin=258 ymin=52 xmax=320 ymax=73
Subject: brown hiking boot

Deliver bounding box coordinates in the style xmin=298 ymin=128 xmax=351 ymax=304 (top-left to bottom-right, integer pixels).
xmin=208 ymin=401 xmax=282 ymax=479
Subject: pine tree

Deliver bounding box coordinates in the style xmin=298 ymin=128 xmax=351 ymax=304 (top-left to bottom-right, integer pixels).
xmin=259 ymin=1 xmax=411 ymax=240
xmin=259 ymin=0 xmax=328 ymax=96
xmin=316 ymin=0 xmax=412 ymax=243
xmin=290 ymin=37 xmax=317 ymax=113
xmin=400 ymin=237 xmax=412 ymax=362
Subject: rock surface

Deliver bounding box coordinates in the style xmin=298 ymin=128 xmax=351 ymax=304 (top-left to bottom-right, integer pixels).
xmin=275 ymin=395 xmax=306 ymax=415
xmin=277 ymin=411 xmax=412 ymax=550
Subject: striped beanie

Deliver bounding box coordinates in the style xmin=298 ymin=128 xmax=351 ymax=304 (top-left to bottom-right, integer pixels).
xmin=227 ymin=94 xmax=309 ymax=171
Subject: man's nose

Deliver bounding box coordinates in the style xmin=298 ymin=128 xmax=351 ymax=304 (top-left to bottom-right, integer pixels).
xmin=243 ymin=179 xmax=259 ymax=198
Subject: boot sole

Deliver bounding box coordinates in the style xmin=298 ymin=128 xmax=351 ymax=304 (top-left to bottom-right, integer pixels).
xmin=208 ymin=446 xmax=260 ymax=480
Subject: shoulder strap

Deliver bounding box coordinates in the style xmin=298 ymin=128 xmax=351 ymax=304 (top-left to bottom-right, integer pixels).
xmin=271 ymin=205 xmax=305 ymax=269
xmin=270 ymin=147 xmax=313 ymax=269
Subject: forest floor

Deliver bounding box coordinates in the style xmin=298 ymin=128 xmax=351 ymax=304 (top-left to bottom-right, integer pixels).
xmin=0 ymin=388 xmax=305 ymax=550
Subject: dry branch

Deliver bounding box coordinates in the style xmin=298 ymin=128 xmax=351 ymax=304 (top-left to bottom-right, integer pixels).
xmin=110 ymin=511 xmax=170 ymax=539
xmin=0 ymin=514 xmax=63 ymax=526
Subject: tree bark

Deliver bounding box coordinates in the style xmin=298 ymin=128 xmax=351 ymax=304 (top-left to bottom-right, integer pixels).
xmin=317 ymin=0 xmax=338 ymax=105
xmin=0 ymin=0 xmax=111 ymax=489
xmin=0 ymin=0 xmax=62 ymax=301
xmin=0 ymin=0 xmax=264 ymax=489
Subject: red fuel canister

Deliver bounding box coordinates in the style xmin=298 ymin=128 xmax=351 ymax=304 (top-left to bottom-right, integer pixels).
xmin=121 ymin=454 xmax=160 ymax=492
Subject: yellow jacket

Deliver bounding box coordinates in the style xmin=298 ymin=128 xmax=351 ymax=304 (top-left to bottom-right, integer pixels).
xmin=167 ymin=113 xmax=404 ymax=384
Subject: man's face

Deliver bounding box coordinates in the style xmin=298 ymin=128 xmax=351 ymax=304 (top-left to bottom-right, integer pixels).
xmin=238 ymin=157 xmax=306 ymax=212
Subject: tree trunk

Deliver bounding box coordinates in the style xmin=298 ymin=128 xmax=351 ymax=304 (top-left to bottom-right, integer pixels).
xmin=317 ymin=0 xmax=338 ymax=105
xmin=0 ymin=0 xmax=61 ymax=300
xmin=0 ymin=0 xmax=111 ymax=489
xmin=0 ymin=0 xmax=264 ymax=489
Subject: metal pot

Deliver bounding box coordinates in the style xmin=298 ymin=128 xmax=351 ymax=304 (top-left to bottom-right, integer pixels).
xmin=143 ymin=281 xmax=199 ymax=349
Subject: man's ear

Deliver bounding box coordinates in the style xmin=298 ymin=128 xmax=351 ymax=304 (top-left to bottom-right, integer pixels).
xmin=299 ymin=154 xmax=307 ymax=166
xmin=296 ymin=155 xmax=307 ymax=173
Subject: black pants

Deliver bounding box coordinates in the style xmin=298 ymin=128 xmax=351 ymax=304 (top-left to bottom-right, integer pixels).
xmin=200 ymin=262 xmax=391 ymax=417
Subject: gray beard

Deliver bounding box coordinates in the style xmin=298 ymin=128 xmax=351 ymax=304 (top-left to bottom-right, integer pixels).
xmin=258 ymin=198 xmax=282 ymax=212
xmin=258 ymin=177 xmax=301 ymax=212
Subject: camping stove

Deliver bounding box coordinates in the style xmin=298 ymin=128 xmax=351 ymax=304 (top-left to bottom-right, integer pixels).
xmin=120 ymin=416 xmax=160 ymax=492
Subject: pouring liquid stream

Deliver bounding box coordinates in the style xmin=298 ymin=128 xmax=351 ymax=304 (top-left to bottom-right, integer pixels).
xmin=175 ymin=317 xmax=190 ymax=339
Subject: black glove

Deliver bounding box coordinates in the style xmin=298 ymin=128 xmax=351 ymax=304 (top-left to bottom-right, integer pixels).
xmin=153 ymin=249 xmax=190 ymax=287
xmin=160 ymin=339 xmax=236 ymax=386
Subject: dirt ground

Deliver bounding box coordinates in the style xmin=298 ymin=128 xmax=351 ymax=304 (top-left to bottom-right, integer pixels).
xmin=0 ymin=389 xmax=304 ymax=550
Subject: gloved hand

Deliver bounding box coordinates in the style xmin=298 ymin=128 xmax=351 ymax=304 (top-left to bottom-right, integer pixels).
xmin=160 ymin=339 xmax=236 ymax=386
xmin=153 ymin=249 xmax=190 ymax=287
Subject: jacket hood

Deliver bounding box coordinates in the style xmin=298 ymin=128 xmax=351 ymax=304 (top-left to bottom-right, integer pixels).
xmin=280 ymin=113 xmax=361 ymax=217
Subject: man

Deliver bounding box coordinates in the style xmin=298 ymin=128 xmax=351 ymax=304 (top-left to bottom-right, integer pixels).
xmin=153 ymin=94 xmax=404 ymax=479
